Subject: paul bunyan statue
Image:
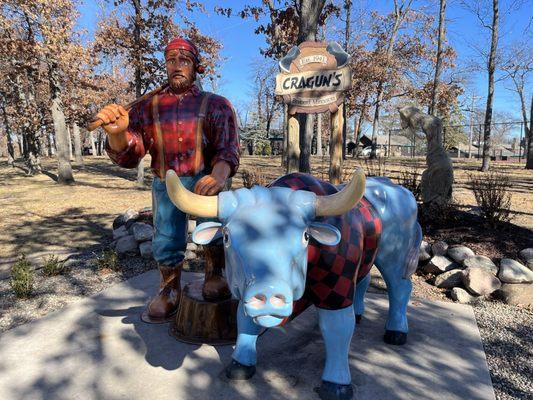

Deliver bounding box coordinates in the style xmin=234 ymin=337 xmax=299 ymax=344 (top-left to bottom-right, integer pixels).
xmin=94 ymin=37 xmax=240 ymax=323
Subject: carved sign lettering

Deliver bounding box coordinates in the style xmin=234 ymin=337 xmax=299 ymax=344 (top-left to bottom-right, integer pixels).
xmin=276 ymin=41 xmax=351 ymax=114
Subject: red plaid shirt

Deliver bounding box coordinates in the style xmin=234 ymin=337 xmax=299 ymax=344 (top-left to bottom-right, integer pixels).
xmin=106 ymin=85 xmax=240 ymax=179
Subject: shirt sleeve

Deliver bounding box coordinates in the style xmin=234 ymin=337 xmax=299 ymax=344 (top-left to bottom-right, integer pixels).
xmin=105 ymin=103 xmax=146 ymax=169
xmin=205 ymin=96 xmax=240 ymax=177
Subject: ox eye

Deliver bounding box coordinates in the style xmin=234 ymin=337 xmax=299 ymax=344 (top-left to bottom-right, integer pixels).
xmin=303 ymin=230 xmax=309 ymax=244
xmin=223 ymin=228 xmax=231 ymax=247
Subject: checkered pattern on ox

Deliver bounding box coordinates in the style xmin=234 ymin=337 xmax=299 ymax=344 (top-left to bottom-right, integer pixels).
xmin=268 ymin=173 xmax=382 ymax=314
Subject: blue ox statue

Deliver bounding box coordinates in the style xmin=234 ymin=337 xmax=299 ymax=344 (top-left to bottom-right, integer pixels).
xmin=166 ymin=168 xmax=422 ymax=400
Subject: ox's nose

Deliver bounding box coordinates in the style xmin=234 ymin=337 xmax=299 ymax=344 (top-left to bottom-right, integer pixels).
xmin=243 ymin=281 xmax=293 ymax=321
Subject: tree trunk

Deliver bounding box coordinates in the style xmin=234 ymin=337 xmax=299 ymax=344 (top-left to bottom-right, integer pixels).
xmin=342 ymin=0 xmax=352 ymax=160
xmin=526 ymin=95 xmax=533 ymax=169
xmin=0 ymin=94 xmax=15 ymax=165
xmin=89 ymin=131 xmax=97 ymax=157
xmin=15 ymin=74 xmax=41 ymax=173
xmin=370 ymin=1 xmax=410 ymax=159
xmin=132 ymin=0 xmax=145 ymax=186
xmin=297 ymin=0 xmax=327 ymax=173
xmin=317 ymin=113 xmax=323 ymax=156
xmin=72 ymin=123 xmax=84 ymax=167
xmin=481 ymin=0 xmax=499 ymax=172
xmin=49 ymin=61 xmax=74 ymax=184
xmin=67 ymin=125 xmax=73 ymax=160
xmin=429 ymin=0 xmax=446 ymax=116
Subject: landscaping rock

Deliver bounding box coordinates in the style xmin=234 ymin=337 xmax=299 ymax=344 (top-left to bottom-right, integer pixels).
xmin=115 ymin=235 xmax=139 ymax=256
xmin=188 ymin=220 xmax=197 ymax=234
xmin=138 ymin=207 xmax=153 ymax=224
xmin=498 ymin=259 xmax=533 ymax=284
xmin=185 ymin=250 xmax=197 ymax=260
xmin=447 ymin=245 xmax=475 ymax=264
xmin=518 ymin=248 xmax=533 ymax=264
xmin=112 ymin=225 xmax=129 ymax=240
xmin=450 ymin=287 xmax=478 ymax=304
xmin=419 ymin=241 xmax=432 ymax=262
xmin=495 ymin=284 xmax=533 ymax=307
xmin=434 ymin=269 xmax=464 ymax=288
xmin=186 ymin=242 xmax=199 ymax=252
xmin=527 ymin=259 xmax=533 ymax=271
xmin=423 ymin=255 xmax=459 ymax=275
xmin=431 ymin=241 xmax=448 ymax=257
xmin=462 ymin=267 xmax=501 ymax=296
xmin=463 ymin=255 xmax=498 ymax=275
xmin=132 ymin=222 xmax=154 ymax=242
xmin=139 ymin=241 xmax=153 ymax=259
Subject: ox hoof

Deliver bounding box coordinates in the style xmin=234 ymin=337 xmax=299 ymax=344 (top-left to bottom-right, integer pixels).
xmin=384 ymin=330 xmax=407 ymax=345
xmin=315 ymin=381 xmax=354 ymax=400
xmin=225 ymin=359 xmax=256 ymax=380
xmin=355 ymin=314 xmax=362 ymax=324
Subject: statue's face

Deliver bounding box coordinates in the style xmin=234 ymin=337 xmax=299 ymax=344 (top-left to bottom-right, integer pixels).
xmin=165 ymin=49 xmax=196 ymax=93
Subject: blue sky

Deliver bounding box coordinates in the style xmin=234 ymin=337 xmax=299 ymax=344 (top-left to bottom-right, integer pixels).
xmin=77 ymin=0 xmax=531 ymax=132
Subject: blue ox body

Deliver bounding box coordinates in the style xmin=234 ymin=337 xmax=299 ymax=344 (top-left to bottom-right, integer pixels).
xmin=166 ymin=169 xmax=422 ymax=400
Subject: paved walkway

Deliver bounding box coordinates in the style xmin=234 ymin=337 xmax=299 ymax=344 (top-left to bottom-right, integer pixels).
xmin=0 ymin=271 xmax=495 ymax=400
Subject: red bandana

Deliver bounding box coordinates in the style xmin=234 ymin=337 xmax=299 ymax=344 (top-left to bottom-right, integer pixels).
xmin=165 ymin=38 xmax=200 ymax=62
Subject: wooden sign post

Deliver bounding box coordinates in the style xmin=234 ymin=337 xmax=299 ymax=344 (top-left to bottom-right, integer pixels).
xmin=276 ymin=41 xmax=351 ymax=184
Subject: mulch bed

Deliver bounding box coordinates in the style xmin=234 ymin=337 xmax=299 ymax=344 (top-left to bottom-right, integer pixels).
xmin=419 ymin=206 xmax=532 ymax=261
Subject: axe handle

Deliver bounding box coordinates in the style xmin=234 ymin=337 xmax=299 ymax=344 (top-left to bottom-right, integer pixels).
xmin=87 ymin=83 xmax=168 ymax=132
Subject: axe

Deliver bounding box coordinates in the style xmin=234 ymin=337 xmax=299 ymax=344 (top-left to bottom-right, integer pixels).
xmin=87 ymin=83 xmax=168 ymax=132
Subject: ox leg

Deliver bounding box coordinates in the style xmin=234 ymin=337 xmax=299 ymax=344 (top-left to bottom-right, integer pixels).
xmin=353 ymin=274 xmax=371 ymax=324
xmin=316 ymin=307 xmax=354 ymax=400
xmin=226 ymin=302 xmax=262 ymax=380
xmin=375 ymin=256 xmax=412 ymax=346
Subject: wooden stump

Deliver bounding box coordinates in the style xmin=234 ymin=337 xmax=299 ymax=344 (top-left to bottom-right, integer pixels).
xmin=170 ymin=279 xmax=238 ymax=345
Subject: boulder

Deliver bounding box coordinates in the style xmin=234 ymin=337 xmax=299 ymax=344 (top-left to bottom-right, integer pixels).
xmin=423 ymin=255 xmax=459 ymax=275
xmin=139 ymin=241 xmax=153 ymax=259
xmin=188 ymin=220 xmax=197 ymax=234
xmin=186 ymin=242 xmax=199 ymax=252
xmin=463 ymin=255 xmax=498 ymax=275
xmin=498 ymin=259 xmax=533 ymax=284
xmin=519 ymin=248 xmax=533 ymax=264
xmin=132 ymin=222 xmax=154 ymax=242
xmin=114 ymin=208 xmax=139 ymax=230
xmin=495 ymin=284 xmax=533 ymax=307
xmin=527 ymin=259 xmax=533 ymax=271
xmin=113 ymin=225 xmax=129 ymax=240
xmin=115 ymin=235 xmax=139 ymax=256
xmin=462 ymin=267 xmax=501 ymax=296
xmin=434 ymin=269 xmax=464 ymax=288
xmin=450 ymin=287 xmax=478 ymax=304
xmin=185 ymin=250 xmax=197 ymax=260
xmin=447 ymin=245 xmax=475 ymax=264
xmin=431 ymin=241 xmax=448 ymax=257
xmin=419 ymin=241 xmax=432 ymax=262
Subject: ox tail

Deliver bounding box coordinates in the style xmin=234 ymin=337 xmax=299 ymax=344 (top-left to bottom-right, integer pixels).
xmin=403 ymin=222 xmax=422 ymax=279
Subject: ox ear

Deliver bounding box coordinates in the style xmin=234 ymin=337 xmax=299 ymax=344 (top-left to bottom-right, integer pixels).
xmin=308 ymin=222 xmax=341 ymax=246
xmin=192 ymin=222 xmax=223 ymax=245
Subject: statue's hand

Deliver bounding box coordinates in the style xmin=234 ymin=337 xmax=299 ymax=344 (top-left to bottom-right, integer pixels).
xmin=95 ymin=104 xmax=129 ymax=136
xmin=193 ymin=174 xmax=225 ymax=196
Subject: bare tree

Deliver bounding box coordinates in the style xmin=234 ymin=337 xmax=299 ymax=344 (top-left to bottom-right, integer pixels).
xmin=429 ymin=0 xmax=446 ymax=116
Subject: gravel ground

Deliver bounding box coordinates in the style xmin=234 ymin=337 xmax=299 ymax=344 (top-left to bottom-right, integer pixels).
xmin=1 ymin=253 xmax=532 ymax=400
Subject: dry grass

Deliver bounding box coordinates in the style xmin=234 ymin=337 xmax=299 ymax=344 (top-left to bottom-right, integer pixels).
xmin=0 ymin=155 xmax=531 ymax=261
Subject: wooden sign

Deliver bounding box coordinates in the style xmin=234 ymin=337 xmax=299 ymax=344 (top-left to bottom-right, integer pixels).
xmin=276 ymin=41 xmax=351 ymax=115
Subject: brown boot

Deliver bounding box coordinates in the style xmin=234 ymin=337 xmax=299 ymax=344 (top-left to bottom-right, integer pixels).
xmin=141 ymin=263 xmax=182 ymax=323
xmin=202 ymin=244 xmax=231 ymax=301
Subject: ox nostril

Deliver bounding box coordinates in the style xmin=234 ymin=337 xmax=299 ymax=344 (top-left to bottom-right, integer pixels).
xmin=247 ymin=294 xmax=267 ymax=309
xmin=270 ymin=294 xmax=287 ymax=308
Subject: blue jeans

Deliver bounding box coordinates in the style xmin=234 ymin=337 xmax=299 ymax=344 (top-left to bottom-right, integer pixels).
xmin=152 ymin=173 xmax=217 ymax=266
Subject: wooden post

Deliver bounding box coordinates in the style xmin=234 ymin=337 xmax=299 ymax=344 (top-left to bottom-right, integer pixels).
xmin=287 ymin=113 xmax=300 ymax=173
xmin=329 ymin=103 xmax=344 ymax=184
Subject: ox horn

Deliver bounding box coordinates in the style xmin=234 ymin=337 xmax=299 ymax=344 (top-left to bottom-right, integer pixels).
xmin=165 ymin=170 xmax=218 ymax=218
xmin=315 ymin=168 xmax=366 ymax=217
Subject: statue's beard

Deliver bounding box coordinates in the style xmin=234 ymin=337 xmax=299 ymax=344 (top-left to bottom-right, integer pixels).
xmin=169 ymin=74 xmax=194 ymax=93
